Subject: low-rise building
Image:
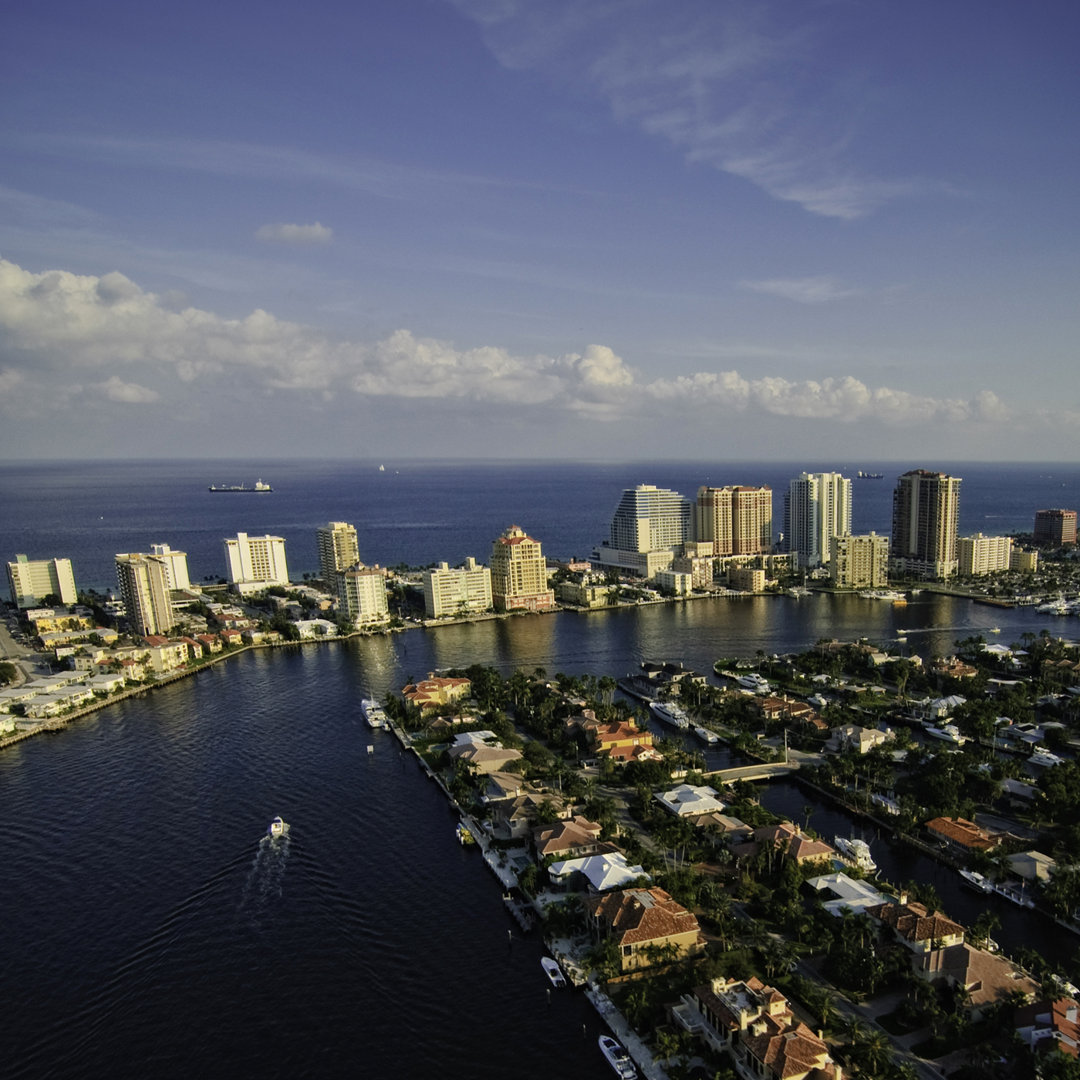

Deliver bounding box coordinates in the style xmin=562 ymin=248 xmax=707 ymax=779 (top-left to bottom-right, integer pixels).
xmin=402 ymin=674 xmax=472 ymax=713
xmin=957 ymin=533 xmax=1012 ymax=576
xmin=655 ymin=783 xmax=725 ymax=818
xmin=587 ymin=886 xmax=704 ymax=972
xmin=925 ymin=816 xmax=997 ymax=853
xmin=422 ymin=558 xmax=492 ymax=618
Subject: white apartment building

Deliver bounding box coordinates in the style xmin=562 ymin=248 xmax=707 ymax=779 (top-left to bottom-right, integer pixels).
xmin=224 ymin=532 xmax=290 ymax=594
xmin=148 ymin=544 xmax=191 ymax=590
xmin=338 ymin=566 xmax=389 ymax=627
xmin=592 ymin=484 xmax=690 ymax=578
xmin=423 ymin=558 xmax=492 ymax=618
xmin=115 ymin=553 xmax=176 ymax=636
xmin=784 ymin=471 xmax=852 ymax=569
xmin=957 ymin=534 xmax=1013 ymax=576
xmin=831 ymin=532 xmax=890 ymax=589
xmin=7 ymin=554 xmax=77 ymax=608
xmin=317 ymin=522 xmax=360 ymax=588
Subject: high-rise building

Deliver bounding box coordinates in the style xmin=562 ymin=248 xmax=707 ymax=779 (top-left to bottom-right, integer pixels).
xmin=316 ymin=522 xmax=360 ymax=588
xmin=957 ymin=534 xmax=1012 ymax=576
xmin=593 ymin=484 xmax=691 ymax=577
xmin=695 ymin=486 xmax=773 ymax=556
xmin=148 ymin=544 xmax=191 ymax=591
xmin=1033 ymin=509 xmax=1077 ymax=548
xmin=115 ymin=553 xmax=175 ymax=636
xmin=423 ymin=558 xmax=493 ymax=618
xmin=490 ymin=525 xmax=556 ymax=612
xmin=338 ymin=566 xmax=389 ymax=627
xmin=890 ymin=470 xmax=962 ymax=579
xmin=224 ymin=532 xmax=290 ymax=594
xmin=6 ymin=554 xmax=77 ymax=608
xmin=830 ymin=533 xmax=889 ymax=589
xmin=784 ymin=472 xmax=852 ymax=569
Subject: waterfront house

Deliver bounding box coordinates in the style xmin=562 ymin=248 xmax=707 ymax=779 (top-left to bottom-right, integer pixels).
xmin=402 ymin=674 xmax=472 ymax=714
xmin=805 ymin=872 xmax=888 ymax=917
xmin=533 ymin=816 xmax=606 ymax=859
xmin=828 ymin=724 xmax=894 ymax=755
xmin=740 ymin=822 xmax=835 ymax=869
xmin=674 ymin=976 xmax=842 ymax=1080
xmin=548 ymin=852 xmax=648 ymax=894
xmin=482 ymin=771 xmax=529 ymax=803
xmin=490 ymin=793 xmax=566 ymax=841
xmin=925 ymin=816 xmax=998 ymax=854
xmin=1015 ymin=998 xmax=1079 ymax=1061
xmin=866 ymin=900 xmax=965 ymax=978
xmin=587 ymin=886 xmax=704 ymax=972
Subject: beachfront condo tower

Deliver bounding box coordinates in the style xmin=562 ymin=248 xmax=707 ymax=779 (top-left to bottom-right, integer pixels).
xmin=694 ymin=485 xmax=773 ymax=556
xmin=491 ymin=525 xmax=556 ymax=612
xmin=592 ymin=484 xmax=691 ymax=577
xmin=115 ymin=552 xmax=176 ymax=636
xmin=784 ymin=472 xmax=852 ymax=570
xmin=6 ymin=554 xmax=77 ymax=608
xmin=317 ymin=521 xmax=360 ymax=590
xmin=890 ymin=470 xmax=962 ymax=579
xmin=224 ymin=532 xmax=290 ymax=594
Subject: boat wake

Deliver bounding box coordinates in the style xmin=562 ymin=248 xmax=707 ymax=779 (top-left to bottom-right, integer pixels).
xmin=238 ymin=832 xmax=292 ymax=926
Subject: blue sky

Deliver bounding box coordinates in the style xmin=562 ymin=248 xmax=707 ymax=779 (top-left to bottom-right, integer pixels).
xmin=1 ymin=0 xmax=1077 ymax=461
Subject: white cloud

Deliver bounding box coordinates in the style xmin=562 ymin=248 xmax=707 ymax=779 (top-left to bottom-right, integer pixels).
xmin=255 ymin=222 xmax=334 ymax=245
xmin=0 ymin=256 xmax=1055 ymax=438
xmin=448 ymin=0 xmax=926 ymax=218
xmin=740 ymin=276 xmax=860 ymax=304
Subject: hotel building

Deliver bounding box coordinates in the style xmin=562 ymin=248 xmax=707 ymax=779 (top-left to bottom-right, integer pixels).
xmin=422 ymin=558 xmax=492 ymax=618
xmin=1033 ymin=509 xmax=1077 ymax=548
xmin=694 ymin=486 xmax=773 ymax=556
xmin=890 ymin=470 xmax=962 ymax=579
xmin=592 ymin=484 xmax=691 ymax=578
xmin=316 ymin=522 xmax=360 ymax=589
xmin=783 ymin=471 xmax=852 ymax=569
xmin=6 ymin=554 xmax=77 ymax=608
xmin=490 ymin=525 xmax=556 ymax=612
xmin=224 ymin=532 xmax=290 ymax=594
xmin=831 ymin=532 xmax=890 ymax=589
xmin=957 ymin=534 xmax=1013 ymax=576
xmin=115 ymin=553 xmax=175 ymax=636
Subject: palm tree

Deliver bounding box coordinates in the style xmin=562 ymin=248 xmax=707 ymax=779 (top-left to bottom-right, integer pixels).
xmin=855 ymin=1025 xmax=893 ymax=1077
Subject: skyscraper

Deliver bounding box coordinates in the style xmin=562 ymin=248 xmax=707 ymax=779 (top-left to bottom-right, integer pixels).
xmin=784 ymin=472 xmax=852 ymax=570
xmin=490 ymin=525 xmax=556 ymax=612
xmin=890 ymin=470 xmax=962 ymax=579
xmin=317 ymin=522 xmax=360 ymax=589
xmin=593 ymin=484 xmax=691 ymax=577
xmin=6 ymin=554 xmax=77 ymax=608
xmin=695 ymin=486 xmax=773 ymax=556
xmin=1033 ymin=509 xmax=1077 ymax=547
xmin=115 ymin=553 xmax=175 ymax=636
xmin=224 ymin=532 xmax=290 ymax=594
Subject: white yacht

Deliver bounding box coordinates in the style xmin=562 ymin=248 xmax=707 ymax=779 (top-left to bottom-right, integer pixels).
xmin=360 ymin=698 xmax=387 ymax=729
xmin=541 ymin=957 xmax=567 ymax=988
xmin=959 ymin=869 xmax=993 ymax=893
xmin=694 ymin=725 xmax=720 ymax=745
xmin=649 ymin=701 xmax=690 ymax=729
xmin=734 ymin=673 xmax=770 ymax=694
xmin=267 ymin=816 xmax=289 ymax=838
xmin=834 ymin=836 xmax=876 ymax=873
xmin=598 ymin=1035 xmax=637 ymax=1079
xmin=1029 ymin=749 xmax=1066 ymax=768
xmin=925 ymin=723 xmax=966 ymax=746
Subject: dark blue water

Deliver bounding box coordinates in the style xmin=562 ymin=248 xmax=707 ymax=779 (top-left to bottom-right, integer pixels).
xmin=3 ymin=460 xmax=1079 ymax=1078
xmin=2 ymin=459 xmax=1076 ymax=592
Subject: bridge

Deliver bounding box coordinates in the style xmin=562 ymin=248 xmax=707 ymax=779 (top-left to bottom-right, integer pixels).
xmin=705 ymin=761 xmax=800 ymax=783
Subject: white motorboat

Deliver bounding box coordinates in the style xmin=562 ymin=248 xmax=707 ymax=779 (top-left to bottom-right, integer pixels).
xmin=925 ymin=723 xmax=966 ymax=746
xmin=360 ymin=698 xmax=387 ymax=729
xmin=694 ymin=725 xmax=720 ymax=744
xmin=598 ymin=1034 xmax=637 ymax=1079
xmin=649 ymin=701 xmax=690 ymax=729
xmin=541 ymin=956 xmax=566 ymax=988
xmin=833 ymin=836 xmax=876 ymax=873
xmin=734 ymin=673 xmax=770 ymax=693
xmin=959 ymin=869 xmax=993 ymax=893
xmin=268 ymin=816 xmax=289 ymax=838
xmin=1029 ymin=749 xmax=1066 ymax=768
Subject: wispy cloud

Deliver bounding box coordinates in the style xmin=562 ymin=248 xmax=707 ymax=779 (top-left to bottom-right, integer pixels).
xmin=448 ymin=0 xmax=926 ymax=219
xmin=255 ymin=222 xmax=334 ymax=245
xmin=740 ymin=275 xmax=861 ymax=304
xmin=0 ymin=256 xmax=1036 ymax=434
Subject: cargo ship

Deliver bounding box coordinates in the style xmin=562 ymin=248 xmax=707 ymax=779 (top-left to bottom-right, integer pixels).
xmin=208 ymin=479 xmax=272 ymax=492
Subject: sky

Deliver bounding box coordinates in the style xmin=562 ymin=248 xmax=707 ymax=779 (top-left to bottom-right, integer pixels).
xmin=1 ymin=0 xmax=1078 ymax=462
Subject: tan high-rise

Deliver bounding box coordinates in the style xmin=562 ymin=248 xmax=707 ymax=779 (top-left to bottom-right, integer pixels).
xmin=490 ymin=525 xmax=556 ymax=612
xmin=695 ymin=486 xmax=773 ymax=556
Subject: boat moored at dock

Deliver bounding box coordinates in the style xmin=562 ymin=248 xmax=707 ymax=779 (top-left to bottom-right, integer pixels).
xmin=361 ymin=698 xmax=387 ymax=729
xmin=541 ymin=956 xmax=566 ymax=988
xmin=598 ymin=1035 xmax=637 ymax=1079
xmin=649 ymin=701 xmax=690 ymax=729
xmin=833 ymin=836 xmax=877 ymax=873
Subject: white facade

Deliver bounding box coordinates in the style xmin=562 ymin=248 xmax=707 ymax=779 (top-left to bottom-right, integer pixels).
xmin=607 ymin=484 xmax=690 ymax=554
xmin=422 ymin=558 xmax=492 ymax=618
xmin=338 ymin=566 xmax=389 ymax=626
xmin=149 ymin=544 xmax=191 ymax=590
xmin=115 ymin=553 xmax=176 ymax=636
xmin=784 ymin=472 xmax=852 ymax=569
xmin=224 ymin=532 xmax=290 ymax=592
xmin=6 ymin=554 xmax=77 ymax=608
xmin=654 ymin=569 xmax=693 ymax=596
xmin=957 ymin=534 xmax=1012 ymax=576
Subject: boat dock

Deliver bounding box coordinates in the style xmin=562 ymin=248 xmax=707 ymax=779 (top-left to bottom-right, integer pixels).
xmin=585 ymin=985 xmax=669 ymax=1080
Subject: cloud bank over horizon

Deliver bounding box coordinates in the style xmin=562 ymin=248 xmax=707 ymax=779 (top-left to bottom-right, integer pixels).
xmin=0 ymin=256 xmax=1026 ymax=442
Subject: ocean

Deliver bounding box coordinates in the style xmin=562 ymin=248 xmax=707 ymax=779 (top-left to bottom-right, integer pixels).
xmin=2 ymin=459 xmax=1078 ymax=1079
